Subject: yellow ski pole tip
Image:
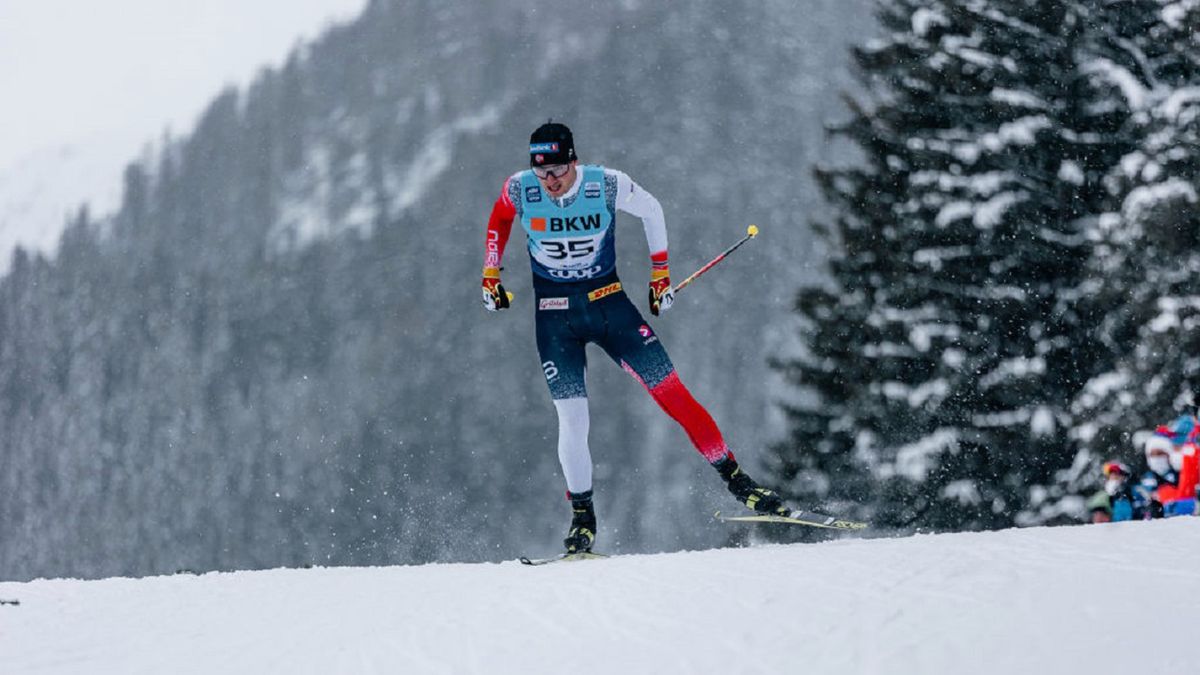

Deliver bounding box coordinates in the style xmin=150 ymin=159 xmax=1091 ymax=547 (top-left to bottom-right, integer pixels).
xmin=747 ymin=224 xmax=759 ymax=237
xmin=506 ymin=291 xmax=515 ymax=301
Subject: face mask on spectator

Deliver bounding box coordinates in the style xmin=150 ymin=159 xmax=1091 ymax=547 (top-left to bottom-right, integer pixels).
xmin=1148 ymin=454 xmax=1171 ymax=475
xmin=1144 ymin=435 xmax=1175 ymax=476
xmin=1169 ymin=449 xmax=1183 ymax=472
xmin=1104 ymin=477 xmax=1125 ymax=496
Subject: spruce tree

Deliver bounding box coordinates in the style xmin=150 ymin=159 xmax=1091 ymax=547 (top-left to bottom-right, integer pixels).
xmin=772 ymin=0 xmax=1134 ymax=530
xmin=1071 ymin=0 xmax=1200 ymax=465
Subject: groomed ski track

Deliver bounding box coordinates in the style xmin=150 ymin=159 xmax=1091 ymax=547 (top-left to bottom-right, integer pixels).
xmin=2 ymin=519 xmax=1195 ymax=674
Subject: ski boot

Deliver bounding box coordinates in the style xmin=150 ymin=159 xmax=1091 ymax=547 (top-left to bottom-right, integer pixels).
xmin=563 ymin=490 xmax=596 ymax=554
xmin=713 ymin=456 xmax=788 ymax=515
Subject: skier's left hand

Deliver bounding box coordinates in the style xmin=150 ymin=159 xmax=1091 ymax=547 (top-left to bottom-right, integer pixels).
xmin=648 ymin=268 xmax=674 ymax=316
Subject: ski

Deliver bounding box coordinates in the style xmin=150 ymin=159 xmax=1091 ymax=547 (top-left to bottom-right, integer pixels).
xmin=0 ymin=599 xmax=19 ymax=606
xmin=519 ymin=551 xmax=609 ymax=566
xmin=715 ymin=510 xmax=868 ymax=531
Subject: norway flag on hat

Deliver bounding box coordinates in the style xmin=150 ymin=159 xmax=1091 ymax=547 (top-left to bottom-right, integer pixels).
xmin=529 ymin=121 xmax=575 ymax=166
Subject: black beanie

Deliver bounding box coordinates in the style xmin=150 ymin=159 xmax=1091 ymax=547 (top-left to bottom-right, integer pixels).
xmin=529 ymin=121 xmax=576 ymax=166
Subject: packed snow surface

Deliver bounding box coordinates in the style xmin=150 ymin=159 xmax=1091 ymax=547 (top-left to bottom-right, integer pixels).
xmin=1 ymin=519 xmax=1195 ymax=674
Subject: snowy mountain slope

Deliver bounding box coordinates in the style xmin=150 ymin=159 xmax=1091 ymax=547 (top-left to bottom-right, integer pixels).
xmin=0 ymin=0 xmax=879 ymax=583
xmin=0 ymin=139 xmax=130 ymax=272
xmin=2 ymin=520 xmax=1194 ymax=675
xmin=0 ymin=0 xmax=368 ymax=274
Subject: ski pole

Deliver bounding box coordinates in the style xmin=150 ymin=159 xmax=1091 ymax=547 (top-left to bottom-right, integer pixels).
xmin=671 ymin=224 xmax=759 ymax=296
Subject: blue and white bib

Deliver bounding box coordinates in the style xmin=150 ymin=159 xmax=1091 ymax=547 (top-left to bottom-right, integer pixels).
xmin=515 ymin=166 xmax=618 ymax=283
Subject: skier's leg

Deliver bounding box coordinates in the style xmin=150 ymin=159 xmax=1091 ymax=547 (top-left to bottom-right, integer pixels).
xmin=638 ymin=370 xmax=732 ymax=463
xmin=535 ymin=316 xmax=588 ymax=402
xmin=596 ymin=292 xmax=786 ymax=513
xmin=595 ymin=293 xmax=731 ymax=463
xmin=536 ymin=309 xmax=590 ymax=488
xmin=535 ymin=303 xmax=600 ymax=548
xmin=553 ymin=398 xmax=592 ymax=494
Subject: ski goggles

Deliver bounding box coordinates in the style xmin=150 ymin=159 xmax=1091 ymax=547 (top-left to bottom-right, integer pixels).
xmin=532 ymin=164 xmax=571 ymax=179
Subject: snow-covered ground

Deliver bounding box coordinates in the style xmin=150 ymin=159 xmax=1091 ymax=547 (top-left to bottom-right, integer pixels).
xmin=2 ymin=519 xmax=1195 ymax=674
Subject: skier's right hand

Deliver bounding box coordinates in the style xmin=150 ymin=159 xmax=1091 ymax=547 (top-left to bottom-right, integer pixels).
xmin=482 ymin=267 xmax=511 ymax=311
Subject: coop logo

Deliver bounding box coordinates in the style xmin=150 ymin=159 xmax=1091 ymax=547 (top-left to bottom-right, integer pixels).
xmin=549 ymin=266 xmax=602 ymax=280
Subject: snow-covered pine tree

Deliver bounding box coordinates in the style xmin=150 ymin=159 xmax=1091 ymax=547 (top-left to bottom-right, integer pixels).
xmin=771 ymin=0 xmax=1135 ymax=531
xmin=1070 ymin=0 xmax=1200 ymax=468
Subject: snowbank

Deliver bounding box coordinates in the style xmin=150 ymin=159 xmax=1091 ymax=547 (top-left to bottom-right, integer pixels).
xmin=1 ymin=519 xmax=1196 ymax=674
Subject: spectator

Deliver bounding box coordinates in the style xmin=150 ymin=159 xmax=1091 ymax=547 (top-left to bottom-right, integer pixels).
xmin=1138 ymin=427 xmax=1198 ymax=518
xmin=1088 ymin=460 xmax=1143 ymax=523
xmin=1158 ymin=415 xmax=1198 ymax=516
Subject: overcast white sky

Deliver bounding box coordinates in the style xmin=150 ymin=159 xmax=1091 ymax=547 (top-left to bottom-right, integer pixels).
xmin=0 ymin=0 xmax=367 ymax=168
xmin=0 ymin=0 xmax=367 ymax=268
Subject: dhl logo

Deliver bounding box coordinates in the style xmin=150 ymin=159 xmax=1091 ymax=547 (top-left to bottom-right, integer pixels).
xmin=587 ymin=282 xmax=622 ymax=302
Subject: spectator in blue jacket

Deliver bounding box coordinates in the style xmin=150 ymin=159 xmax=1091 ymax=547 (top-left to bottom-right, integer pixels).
xmin=1089 ymin=460 xmax=1144 ymax=523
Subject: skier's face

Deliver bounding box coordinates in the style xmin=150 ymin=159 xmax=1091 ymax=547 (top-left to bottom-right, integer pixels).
xmin=535 ymin=161 xmax=576 ymax=198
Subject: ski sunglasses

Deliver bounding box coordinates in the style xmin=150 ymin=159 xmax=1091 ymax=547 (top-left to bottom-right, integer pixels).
xmin=532 ymin=164 xmax=571 ymax=179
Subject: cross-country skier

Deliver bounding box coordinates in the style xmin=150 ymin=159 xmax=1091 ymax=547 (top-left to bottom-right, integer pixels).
xmin=481 ymin=121 xmax=787 ymax=554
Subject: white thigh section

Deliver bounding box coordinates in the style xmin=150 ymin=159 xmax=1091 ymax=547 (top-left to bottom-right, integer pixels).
xmin=553 ymin=397 xmax=592 ymax=493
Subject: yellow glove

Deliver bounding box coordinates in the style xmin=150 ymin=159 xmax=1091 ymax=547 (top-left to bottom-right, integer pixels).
xmin=648 ymin=267 xmax=674 ymax=316
xmin=481 ymin=267 xmax=510 ymax=311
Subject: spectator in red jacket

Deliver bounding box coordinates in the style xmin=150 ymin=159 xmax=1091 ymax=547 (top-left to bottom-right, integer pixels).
xmin=1138 ymin=420 xmax=1199 ymax=518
